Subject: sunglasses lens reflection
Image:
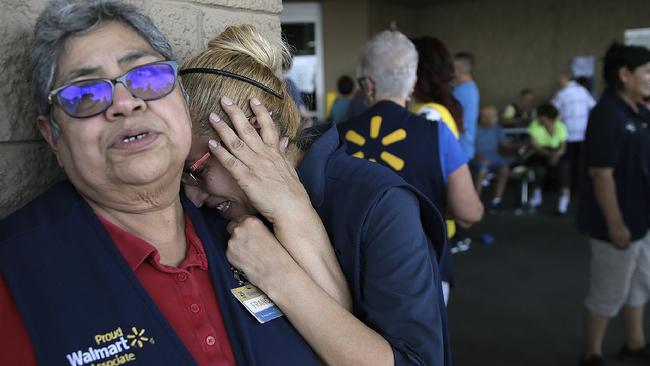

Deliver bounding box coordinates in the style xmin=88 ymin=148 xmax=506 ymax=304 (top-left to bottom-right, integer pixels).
xmin=56 ymin=62 xmax=177 ymax=118
xmin=126 ymin=63 xmax=176 ymax=101
xmin=58 ymin=80 xmax=112 ymax=118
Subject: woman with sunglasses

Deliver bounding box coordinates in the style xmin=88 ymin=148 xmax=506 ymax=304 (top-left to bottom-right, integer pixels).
xmin=181 ymin=25 xmax=451 ymax=366
xmin=0 ymin=1 xmax=321 ymax=365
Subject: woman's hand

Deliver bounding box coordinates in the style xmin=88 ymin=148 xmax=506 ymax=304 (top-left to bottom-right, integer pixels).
xmin=209 ymin=97 xmax=351 ymax=309
xmin=226 ymin=215 xmax=298 ymax=291
xmin=207 ymin=96 xmax=311 ymax=224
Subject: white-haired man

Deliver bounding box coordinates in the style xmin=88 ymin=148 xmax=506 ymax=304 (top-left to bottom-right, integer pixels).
xmin=339 ymin=30 xmax=483 ymax=308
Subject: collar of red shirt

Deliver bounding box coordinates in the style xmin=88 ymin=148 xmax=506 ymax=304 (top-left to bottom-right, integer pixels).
xmin=96 ymin=212 xmax=208 ymax=271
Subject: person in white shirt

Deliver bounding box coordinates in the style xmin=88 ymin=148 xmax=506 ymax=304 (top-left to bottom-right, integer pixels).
xmin=552 ymin=73 xmax=597 ymax=192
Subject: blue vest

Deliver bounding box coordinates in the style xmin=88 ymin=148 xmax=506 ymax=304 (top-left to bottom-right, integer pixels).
xmin=339 ymin=101 xmax=452 ymax=282
xmin=339 ymin=100 xmax=446 ymax=211
xmin=298 ymin=124 xmax=452 ymax=366
xmin=0 ymin=182 xmax=319 ymax=366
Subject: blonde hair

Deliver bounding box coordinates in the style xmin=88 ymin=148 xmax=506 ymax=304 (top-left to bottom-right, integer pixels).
xmin=181 ymin=25 xmax=300 ymax=141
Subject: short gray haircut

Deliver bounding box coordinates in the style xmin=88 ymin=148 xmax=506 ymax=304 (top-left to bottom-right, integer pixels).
xmin=30 ymin=0 xmax=175 ymax=121
xmin=359 ymin=30 xmax=418 ymax=99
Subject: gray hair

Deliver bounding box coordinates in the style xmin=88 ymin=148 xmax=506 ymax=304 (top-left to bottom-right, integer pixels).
xmin=359 ymin=30 xmax=418 ymax=99
xmin=30 ymin=0 xmax=175 ymax=133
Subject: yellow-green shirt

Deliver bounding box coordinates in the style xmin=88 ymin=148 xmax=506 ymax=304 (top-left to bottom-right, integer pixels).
xmin=527 ymin=119 xmax=568 ymax=149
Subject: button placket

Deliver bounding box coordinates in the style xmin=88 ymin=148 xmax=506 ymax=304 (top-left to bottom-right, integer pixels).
xmin=205 ymin=335 xmax=216 ymax=346
xmin=176 ymin=272 xmax=188 ymax=282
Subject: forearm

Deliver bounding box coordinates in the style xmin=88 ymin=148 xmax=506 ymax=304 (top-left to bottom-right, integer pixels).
xmin=591 ymin=170 xmax=624 ymax=226
xmin=447 ymin=165 xmax=484 ymax=224
xmin=273 ymin=209 xmax=352 ymax=310
xmin=261 ymin=264 xmax=394 ymax=366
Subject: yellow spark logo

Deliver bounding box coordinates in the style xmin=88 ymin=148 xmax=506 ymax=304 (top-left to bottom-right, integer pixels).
xmin=126 ymin=327 xmax=150 ymax=348
xmin=345 ymin=115 xmax=407 ymax=171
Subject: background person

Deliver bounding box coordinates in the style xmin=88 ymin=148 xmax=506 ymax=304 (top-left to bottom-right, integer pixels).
xmin=552 ymin=73 xmax=597 ymax=193
xmin=502 ymin=88 xmax=536 ymax=127
xmin=180 ymin=25 xmax=452 ymax=366
xmin=453 ymin=51 xmax=480 ymax=159
xmin=329 ymin=75 xmax=355 ymax=124
xmin=339 ymin=30 xmax=483 ymax=305
xmin=471 ymin=105 xmax=510 ymax=210
xmin=576 ymin=43 xmax=650 ymax=366
xmin=411 ymin=36 xmax=464 ymax=138
xmin=527 ymin=103 xmax=570 ymax=214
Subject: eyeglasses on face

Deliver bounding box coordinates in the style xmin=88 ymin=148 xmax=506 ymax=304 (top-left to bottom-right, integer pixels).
xmin=47 ymin=60 xmax=179 ymax=118
xmin=181 ymin=151 xmax=211 ymax=187
xmin=180 ymin=113 xmax=274 ymax=187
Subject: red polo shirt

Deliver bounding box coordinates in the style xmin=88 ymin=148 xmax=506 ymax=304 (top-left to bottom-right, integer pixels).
xmin=0 ymin=213 xmax=237 ymax=366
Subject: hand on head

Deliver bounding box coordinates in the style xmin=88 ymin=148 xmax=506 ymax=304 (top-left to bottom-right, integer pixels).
xmin=206 ymin=96 xmax=310 ymax=224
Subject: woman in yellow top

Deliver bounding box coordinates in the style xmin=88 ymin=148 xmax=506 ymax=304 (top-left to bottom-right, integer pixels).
xmin=410 ymin=36 xmax=472 ymax=238
xmin=410 ymin=36 xmax=463 ymax=139
xmin=527 ymin=103 xmax=570 ymax=214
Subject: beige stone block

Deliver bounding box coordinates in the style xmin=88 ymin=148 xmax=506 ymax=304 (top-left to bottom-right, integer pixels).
xmin=189 ymin=0 xmax=282 ymax=14
xmin=0 ymin=1 xmax=46 ymax=142
xmin=201 ymin=7 xmax=281 ymax=50
xmin=147 ymin=1 xmax=202 ymax=62
xmin=0 ymin=142 xmax=64 ymax=219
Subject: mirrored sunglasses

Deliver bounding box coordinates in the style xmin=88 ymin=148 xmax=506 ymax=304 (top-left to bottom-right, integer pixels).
xmin=47 ymin=60 xmax=179 ymax=118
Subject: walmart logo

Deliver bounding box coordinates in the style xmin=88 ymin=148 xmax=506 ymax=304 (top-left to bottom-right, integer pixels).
xmin=345 ymin=115 xmax=407 ymax=171
xmin=126 ymin=327 xmax=151 ymax=348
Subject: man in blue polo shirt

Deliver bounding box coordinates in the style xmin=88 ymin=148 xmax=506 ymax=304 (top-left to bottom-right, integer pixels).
xmin=576 ymin=43 xmax=650 ymax=366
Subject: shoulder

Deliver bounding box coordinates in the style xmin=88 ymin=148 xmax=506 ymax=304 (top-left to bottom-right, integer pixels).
xmin=414 ymin=104 xmax=443 ymax=121
xmin=0 ymin=182 xmax=79 ymax=245
xmin=528 ymin=120 xmax=541 ymax=131
xmin=588 ymin=96 xmax=624 ymax=129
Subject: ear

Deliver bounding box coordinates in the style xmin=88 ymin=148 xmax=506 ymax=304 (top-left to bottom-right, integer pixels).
xmin=37 ymin=115 xmax=63 ymax=167
xmin=618 ymin=66 xmax=632 ymax=85
xmin=363 ymin=78 xmax=375 ymax=102
xmin=409 ymin=76 xmax=418 ymax=97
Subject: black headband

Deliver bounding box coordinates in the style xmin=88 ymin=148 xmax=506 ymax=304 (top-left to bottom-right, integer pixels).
xmin=179 ymin=67 xmax=284 ymax=99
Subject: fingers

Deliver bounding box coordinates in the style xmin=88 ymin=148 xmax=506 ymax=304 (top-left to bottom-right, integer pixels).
xmin=207 ymin=135 xmax=251 ymax=182
xmin=280 ymin=137 xmax=289 ymax=153
xmin=208 ymin=113 xmax=255 ymax=169
xmin=227 ymin=215 xmax=263 ymax=235
xmin=220 ymin=97 xmax=265 ymax=152
xmin=249 ymin=98 xmax=280 ymax=147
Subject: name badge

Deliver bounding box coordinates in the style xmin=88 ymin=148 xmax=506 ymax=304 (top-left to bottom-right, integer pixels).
xmin=231 ymin=283 xmax=284 ymax=324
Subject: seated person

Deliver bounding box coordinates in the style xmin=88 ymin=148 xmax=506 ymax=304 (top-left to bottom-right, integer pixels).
xmin=470 ymin=105 xmax=510 ymax=210
xmin=329 ymin=75 xmax=355 ymax=124
xmin=527 ymin=103 xmax=571 ymax=213
xmin=0 ymin=1 xmax=320 ymax=365
xmin=502 ymin=88 xmax=536 ymax=126
xmin=180 ymin=25 xmax=452 ymax=365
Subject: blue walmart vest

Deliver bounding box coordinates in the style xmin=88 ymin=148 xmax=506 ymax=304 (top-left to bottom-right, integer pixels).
xmin=0 ymin=182 xmax=318 ymax=366
xmin=339 ymin=101 xmax=452 ymax=282
xmin=298 ymin=124 xmax=452 ymax=366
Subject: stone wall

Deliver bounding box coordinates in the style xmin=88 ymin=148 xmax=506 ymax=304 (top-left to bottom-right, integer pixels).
xmin=0 ymin=0 xmax=282 ymax=218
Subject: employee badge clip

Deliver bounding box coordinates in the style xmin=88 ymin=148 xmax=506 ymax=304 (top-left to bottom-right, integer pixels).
xmin=230 ymin=267 xmax=284 ymax=324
